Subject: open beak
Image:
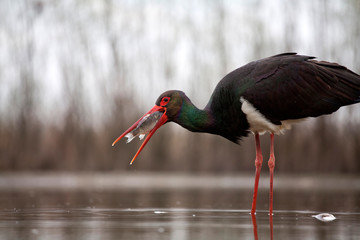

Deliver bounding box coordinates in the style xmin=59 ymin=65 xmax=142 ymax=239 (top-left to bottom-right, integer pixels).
xmin=112 ymin=105 xmax=168 ymax=165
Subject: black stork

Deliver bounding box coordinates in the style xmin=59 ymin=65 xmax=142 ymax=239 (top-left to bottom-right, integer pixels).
xmin=112 ymin=53 xmax=360 ymax=215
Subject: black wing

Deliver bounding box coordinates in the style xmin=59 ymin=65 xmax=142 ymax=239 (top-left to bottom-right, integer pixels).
xmin=241 ymin=53 xmax=360 ymax=124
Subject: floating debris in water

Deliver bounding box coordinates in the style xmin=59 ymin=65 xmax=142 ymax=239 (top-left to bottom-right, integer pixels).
xmin=154 ymin=210 xmax=167 ymax=214
xmin=312 ymin=213 xmax=336 ymax=222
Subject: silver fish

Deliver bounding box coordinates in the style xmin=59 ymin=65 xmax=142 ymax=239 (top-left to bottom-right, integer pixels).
xmin=125 ymin=111 xmax=163 ymax=143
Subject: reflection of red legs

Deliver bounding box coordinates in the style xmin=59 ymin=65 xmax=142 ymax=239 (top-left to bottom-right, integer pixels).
xmin=251 ymin=213 xmax=259 ymax=240
xmin=251 ymin=133 xmax=263 ymax=215
xmin=270 ymin=212 xmax=274 ymax=240
xmin=251 ymin=207 xmax=273 ymax=240
xmin=268 ymin=133 xmax=275 ymax=216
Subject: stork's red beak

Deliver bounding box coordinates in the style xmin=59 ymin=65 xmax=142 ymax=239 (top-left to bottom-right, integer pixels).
xmin=112 ymin=105 xmax=168 ymax=165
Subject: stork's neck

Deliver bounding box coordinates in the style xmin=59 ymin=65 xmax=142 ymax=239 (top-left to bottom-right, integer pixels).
xmin=174 ymin=98 xmax=214 ymax=133
xmin=172 ymin=93 xmax=248 ymax=143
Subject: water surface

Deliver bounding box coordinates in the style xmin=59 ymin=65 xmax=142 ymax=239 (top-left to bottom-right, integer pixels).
xmin=0 ymin=173 xmax=359 ymax=240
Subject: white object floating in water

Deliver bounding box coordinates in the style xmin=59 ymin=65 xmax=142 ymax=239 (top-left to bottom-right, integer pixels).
xmin=154 ymin=210 xmax=167 ymax=214
xmin=312 ymin=213 xmax=336 ymax=222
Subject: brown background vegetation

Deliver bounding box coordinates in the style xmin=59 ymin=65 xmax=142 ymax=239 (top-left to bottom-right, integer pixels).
xmin=0 ymin=0 xmax=359 ymax=173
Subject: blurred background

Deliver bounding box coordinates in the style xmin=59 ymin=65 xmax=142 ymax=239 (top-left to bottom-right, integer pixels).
xmin=0 ymin=0 xmax=359 ymax=173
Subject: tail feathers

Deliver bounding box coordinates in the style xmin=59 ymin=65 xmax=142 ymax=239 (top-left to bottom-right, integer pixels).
xmin=311 ymin=60 xmax=360 ymax=106
xmin=336 ymin=72 xmax=360 ymax=106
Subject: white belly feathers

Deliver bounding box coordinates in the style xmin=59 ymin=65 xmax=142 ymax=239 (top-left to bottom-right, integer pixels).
xmin=240 ymin=97 xmax=305 ymax=135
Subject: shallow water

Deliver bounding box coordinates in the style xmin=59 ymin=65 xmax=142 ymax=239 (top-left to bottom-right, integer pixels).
xmin=1 ymin=173 xmax=360 ymax=240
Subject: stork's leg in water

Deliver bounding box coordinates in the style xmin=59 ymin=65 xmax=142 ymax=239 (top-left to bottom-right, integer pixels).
xmin=251 ymin=133 xmax=263 ymax=215
xmin=268 ymin=133 xmax=275 ymax=216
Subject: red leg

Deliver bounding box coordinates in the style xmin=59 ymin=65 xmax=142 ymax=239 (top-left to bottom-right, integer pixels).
xmin=251 ymin=133 xmax=263 ymax=215
xmin=268 ymin=133 xmax=275 ymax=216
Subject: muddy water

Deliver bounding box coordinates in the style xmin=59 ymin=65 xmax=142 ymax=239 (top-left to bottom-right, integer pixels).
xmin=0 ymin=173 xmax=359 ymax=240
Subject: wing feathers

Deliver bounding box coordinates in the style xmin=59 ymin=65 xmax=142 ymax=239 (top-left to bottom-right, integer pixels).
xmin=242 ymin=54 xmax=360 ymax=122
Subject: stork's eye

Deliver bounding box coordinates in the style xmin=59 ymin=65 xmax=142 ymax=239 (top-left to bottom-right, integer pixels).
xmin=160 ymin=97 xmax=170 ymax=106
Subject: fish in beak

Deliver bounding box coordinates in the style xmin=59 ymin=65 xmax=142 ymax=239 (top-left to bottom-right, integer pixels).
xmin=112 ymin=105 xmax=168 ymax=165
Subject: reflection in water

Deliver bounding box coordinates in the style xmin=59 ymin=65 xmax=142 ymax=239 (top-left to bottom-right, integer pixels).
xmin=1 ymin=207 xmax=359 ymax=240
xmin=251 ymin=213 xmax=259 ymax=240
xmin=251 ymin=212 xmax=274 ymax=240
xmin=269 ymin=214 xmax=274 ymax=240
xmin=0 ymin=187 xmax=360 ymax=240
xmin=0 ymin=173 xmax=360 ymax=239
